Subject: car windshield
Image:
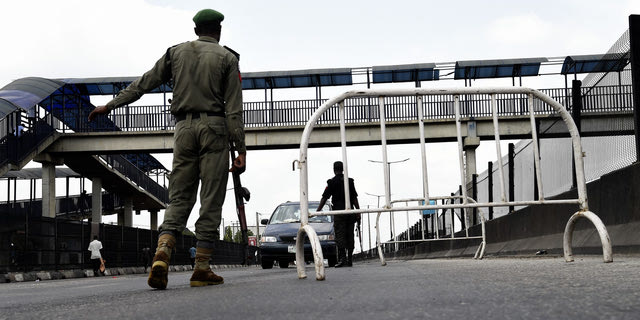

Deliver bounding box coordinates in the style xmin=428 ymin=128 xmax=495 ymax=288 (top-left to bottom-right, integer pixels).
xmin=269 ymin=203 xmax=332 ymax=224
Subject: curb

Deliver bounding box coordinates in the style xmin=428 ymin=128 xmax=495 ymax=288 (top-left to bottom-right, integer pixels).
xmin=1 ymin=264 xmax=251 ymax=283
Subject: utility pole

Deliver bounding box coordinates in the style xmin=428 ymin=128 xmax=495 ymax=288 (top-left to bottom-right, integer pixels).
xmin=255 ymin=212 xmax=264 ymax=242
xmin=368 ymin=158 xmax=409 ymax=251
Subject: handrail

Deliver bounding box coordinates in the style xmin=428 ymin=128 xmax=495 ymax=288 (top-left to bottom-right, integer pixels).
xmin=47 ymin=84 xmax=632 ymax=131
xmin=296 ymin=87 xmax=613 ymax=281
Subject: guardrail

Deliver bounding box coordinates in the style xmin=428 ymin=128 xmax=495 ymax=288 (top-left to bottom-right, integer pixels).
xmin=85 ymin=85 xmax=633 ymax=131
xmin=295 ymin=87 xmax=613 ymax=281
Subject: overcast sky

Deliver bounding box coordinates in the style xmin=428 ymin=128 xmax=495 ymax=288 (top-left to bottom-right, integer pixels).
xmin=1 ymin=0 xmax=638 ymax=246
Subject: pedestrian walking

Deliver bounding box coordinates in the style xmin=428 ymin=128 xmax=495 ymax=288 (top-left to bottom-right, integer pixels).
xmin=88 ymin=236 xmax=104 ymax=276
xmin=317 ymin=161 xmax=360 ymax=267
xmin=88 ymin=8 xmax=246 ymax=289
xmin=141 ymin=247 xmax=152 ymax=272
xmin=189 ymin=246 xmax=196 ymax=268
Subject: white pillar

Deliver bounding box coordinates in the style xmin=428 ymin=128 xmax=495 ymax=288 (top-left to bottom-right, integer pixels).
xmin=41 ymin=162 xmax=56 ymax=218
xmin=463 ymin=121 xmax=481 ymax=186
xmin=124 ymin=197 xmax=133 ymax=227
xmin=34 ymin=154 xmax=63 ymax=218
xmin=150 ymin=210 xmax=158 ymax=231
xmin=463 ymin=121 xmax=480 ymax=228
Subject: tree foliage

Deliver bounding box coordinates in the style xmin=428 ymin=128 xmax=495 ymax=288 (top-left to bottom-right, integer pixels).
xmin=223 ymin=226 xmax=234 ymax=242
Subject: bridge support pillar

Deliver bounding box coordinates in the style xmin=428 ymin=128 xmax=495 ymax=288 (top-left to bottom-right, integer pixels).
xmin=463 ymin=121 xmax=480 ymax=186
xmin=464 ymin=121 xmax=480 ymax=227
xmin=120 ymin=197 xmax=133 ymax=227
xmin=91 ymin=177 xmax=103 ymax=239
xmin=34 ymin=154 xmax=63 ymax=218
xmin=41 ymin=162 xmax=56 ymax=218
xmin=150 ymin=210 xmax=158 ymax=231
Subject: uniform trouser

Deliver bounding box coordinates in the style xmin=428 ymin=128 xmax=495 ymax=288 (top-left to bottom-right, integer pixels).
xmin=159 ymin=113 xmax=229 ymax=243
xmin=334 ymin=215 xmax=356 ymax=250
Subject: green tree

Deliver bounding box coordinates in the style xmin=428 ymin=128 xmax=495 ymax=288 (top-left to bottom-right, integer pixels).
xmin=232 ymin=229 xmax=254 ymax=243
xmin=223 ymin=226 xmax=234 ymax=242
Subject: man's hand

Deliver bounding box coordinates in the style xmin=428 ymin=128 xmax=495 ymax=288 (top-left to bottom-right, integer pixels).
xmin=229 ymin=152 xmax=246 ymax=172
xmin=88 ymin=106 xmax=110 ymax=122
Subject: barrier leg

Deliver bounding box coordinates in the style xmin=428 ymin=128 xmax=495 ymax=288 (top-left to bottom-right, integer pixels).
xmin=296 ymin=225 xmax=325 ymax=280
xmin=474 ymin=241 xmax=485 ymax=260
xmin=563 ymin=210 xmax=613 ymax=263
xmin=375 ymin=212 xmax=387 ymax=266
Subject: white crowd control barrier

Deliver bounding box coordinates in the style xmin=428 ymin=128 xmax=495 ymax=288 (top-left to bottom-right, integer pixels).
xmin=295 ymin=87 xmax=613 ymax=281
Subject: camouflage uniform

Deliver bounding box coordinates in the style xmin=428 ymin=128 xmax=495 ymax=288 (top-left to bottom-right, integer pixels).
xmin=105 ymin=36 xmax=245 ymax=244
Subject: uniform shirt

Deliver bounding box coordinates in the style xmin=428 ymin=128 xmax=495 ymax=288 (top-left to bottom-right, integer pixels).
xmin=88 ymin=240 xmax=103 ymax=259
xmin=322 ymin=174 xmax=358 ymax=210
xmin=105 ymin=36 xmax=246 ymax=153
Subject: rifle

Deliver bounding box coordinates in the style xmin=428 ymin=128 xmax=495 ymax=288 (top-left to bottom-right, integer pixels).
xmin=230 ymin=142 xmax=250 ymax=262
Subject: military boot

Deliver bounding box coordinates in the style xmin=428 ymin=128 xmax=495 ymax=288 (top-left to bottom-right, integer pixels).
xmin=346 ymin=248 xmax=353 ymax=267
xmin=334 ymin=248 xmax=347 ymax=268
xmin=147 ymin=233 xmax=175 ymax=290
xmin=190 ymin=247 xmax=224 ymax=287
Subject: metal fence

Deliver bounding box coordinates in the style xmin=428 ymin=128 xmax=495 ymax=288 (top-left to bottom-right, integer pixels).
xmin=0 ymin=215 xmax=246 ymax=273
xmin=98 ymin=85 xmax=632 ymax=131
xmin=0 ymin=192 xmax=124 ymax=220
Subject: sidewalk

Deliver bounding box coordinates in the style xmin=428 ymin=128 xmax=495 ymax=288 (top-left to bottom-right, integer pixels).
xmin=1 ymin=264 xmax=249 ymax=283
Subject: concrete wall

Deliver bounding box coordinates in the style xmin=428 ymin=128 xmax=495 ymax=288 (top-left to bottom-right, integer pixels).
xmin=388 ymin=162 xmax=640 ymax=259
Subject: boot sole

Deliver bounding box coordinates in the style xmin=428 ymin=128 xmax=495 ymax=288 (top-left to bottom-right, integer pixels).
xmin=190 ymin=279 xmax=224 ymax=287
xmin=148 ymin=261 xmax=168 ymax=289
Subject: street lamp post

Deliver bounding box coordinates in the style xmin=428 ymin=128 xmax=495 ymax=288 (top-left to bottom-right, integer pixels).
xmin=255 ymin=212 xmax=265 ymax=243
xmin=368 ymin=158 xmax=409 ymax=206
xmin=221 ymin=217 xmax=225 ymax=240
xmin=368 ymin=158 xmax=409 ymax=251
xmin=365 ymin=194 xmax=385 ymax=255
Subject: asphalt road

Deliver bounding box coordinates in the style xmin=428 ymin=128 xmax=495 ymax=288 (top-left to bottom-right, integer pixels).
xmin=1 ymin=256 xmax=639 ymax=320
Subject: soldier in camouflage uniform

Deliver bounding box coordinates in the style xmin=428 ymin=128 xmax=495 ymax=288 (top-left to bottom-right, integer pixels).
xmin=317 ymin=161 xmax=360 ymax=267
xmin=88 ymin=9 xmax=246 ymax=289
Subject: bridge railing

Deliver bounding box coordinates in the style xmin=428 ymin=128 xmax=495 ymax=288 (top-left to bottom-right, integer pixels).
xmin=98 ymin=85 xmax=632 ymax=131
xmin=295 ymin=87 xmax=613 ymax=281
xmin=0 ymin=109 xmax=57 ymax=170
xmin=99 ymin=154 xmax=170 ymax=204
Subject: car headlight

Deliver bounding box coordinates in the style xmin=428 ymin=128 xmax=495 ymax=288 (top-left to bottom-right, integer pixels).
xmin=317 ymin=234 xmax=334 ymax=241
xmin=261 ymin=236 xmax=277 ymax=243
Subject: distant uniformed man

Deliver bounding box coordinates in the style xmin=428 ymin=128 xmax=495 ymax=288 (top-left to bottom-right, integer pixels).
xmin=317 ymin=161 xmax=360 ymax=267
xmin=88 ymin=8 xmax=246 ymax=289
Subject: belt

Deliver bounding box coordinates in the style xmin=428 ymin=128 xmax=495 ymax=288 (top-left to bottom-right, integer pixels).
xmin=175 ymin=111 xmax=226 ymax=122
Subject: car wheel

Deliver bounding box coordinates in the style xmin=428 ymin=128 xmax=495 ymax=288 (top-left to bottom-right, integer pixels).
xmin=279 ymin=259 xmax=289 ymax=268
xmin=328 ymin=256 xmax=337 ymax=267
xmin=261 ymin=259 xmax=273 ymax=269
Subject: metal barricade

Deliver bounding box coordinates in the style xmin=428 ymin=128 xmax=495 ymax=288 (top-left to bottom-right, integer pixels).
xmin=295 ymin=87 xmax=613 ymax=281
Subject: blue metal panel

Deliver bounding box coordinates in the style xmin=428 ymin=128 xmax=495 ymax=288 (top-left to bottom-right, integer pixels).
xmin=372 ymin=66 xmax=439 ymax=84
xmin=291 ymin=75 xmax=312 ymax=87
xmin=520 ymin=64 xmax=541 ymax=76
xmin=273 ymin=77 xmax=292 ymax=88
xmin=561 ymin=54 xmax=629 ymax=75
xmin=454 ymin=58 xmax=546 ymax=80
xmin=241 ymin=70 xmax=352 ymax=89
